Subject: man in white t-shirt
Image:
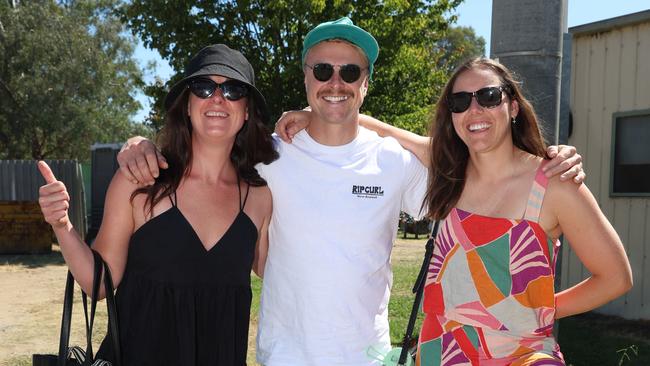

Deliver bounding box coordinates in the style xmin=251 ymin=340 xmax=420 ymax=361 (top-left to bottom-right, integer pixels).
xmin=117 ymin=17 xmax=584 ymax=366
xmin=252 ymin=18 xmax=428 ymax=365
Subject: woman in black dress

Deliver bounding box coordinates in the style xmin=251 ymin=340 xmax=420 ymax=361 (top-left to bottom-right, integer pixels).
xmin=37 ymin=44 xmax=278 ymax=365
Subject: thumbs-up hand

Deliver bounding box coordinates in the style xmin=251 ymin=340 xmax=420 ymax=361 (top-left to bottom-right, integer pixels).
xmin=37 ymin=161 xmax=71 ymax=229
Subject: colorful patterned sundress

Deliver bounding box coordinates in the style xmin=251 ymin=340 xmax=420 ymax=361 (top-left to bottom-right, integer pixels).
xmin=417 ymin=161 xmax=565 ymax=366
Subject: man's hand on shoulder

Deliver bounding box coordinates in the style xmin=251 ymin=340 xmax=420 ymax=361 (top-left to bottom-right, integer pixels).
xmin=544 ymin=145 xmax=585 ymax=183
xmin=117 ymin=136 xmax=168 ymax=186
xmin=275 ymin=109 xmax=312 ymax=143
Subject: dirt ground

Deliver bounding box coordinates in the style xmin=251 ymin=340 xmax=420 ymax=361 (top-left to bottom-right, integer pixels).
xmin=0 ymin=238 xmax=426 ymax=366
xmin=0 ymin=246 xmax=97 ymax=365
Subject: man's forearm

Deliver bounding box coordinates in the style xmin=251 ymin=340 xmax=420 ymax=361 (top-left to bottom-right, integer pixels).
xmin=359 ymin=114 xmax=431 ymax=166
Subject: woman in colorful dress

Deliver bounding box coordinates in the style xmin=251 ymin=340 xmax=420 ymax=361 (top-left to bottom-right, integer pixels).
xmin=413 ymin=57 xmax=632 ymax=365
xmin=37 ymin=44 xmax=277 ymax=365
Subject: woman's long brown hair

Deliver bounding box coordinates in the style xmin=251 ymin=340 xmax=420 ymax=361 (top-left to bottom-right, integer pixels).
xmin=424 ymin=58 xmax=548 ymax=220
xmin=131 ymin=88 xmax=278 ymax=217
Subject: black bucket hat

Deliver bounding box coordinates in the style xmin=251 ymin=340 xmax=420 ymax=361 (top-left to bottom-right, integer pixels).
xmin=164 ymin=44 xmax=269 ymax=122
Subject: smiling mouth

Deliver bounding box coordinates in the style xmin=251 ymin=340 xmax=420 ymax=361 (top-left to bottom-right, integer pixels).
xmin=205 ymin=111 xmax=228 ymax=117
xmin=468 ymin=122 xmax=490 ymax=132
xmin=322 ymin=95 xmax=349 ymax=103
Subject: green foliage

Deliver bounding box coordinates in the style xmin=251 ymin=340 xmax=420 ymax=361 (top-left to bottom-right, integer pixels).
xmin=435 ymin=25 xmax=486 ymax=75
xmin=385 ymin=24 xmax=486 ymax=134
xmin=118 ymin=0 xmax=473 ymax=130
xmin=392 ymin=105 xmax=433 ymax=136
xmin=0 ymin=0 xmax=151 ymax=160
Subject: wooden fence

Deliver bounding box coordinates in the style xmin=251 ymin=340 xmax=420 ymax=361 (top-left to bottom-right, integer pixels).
xmin=0 ymin=160 xmax=86 ymax=251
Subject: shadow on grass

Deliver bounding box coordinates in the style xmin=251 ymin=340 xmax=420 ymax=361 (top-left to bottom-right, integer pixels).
xmin=559 ymin=312 xmax=650 ymax=366
xmin=0 ymin=245 xmax=65 ymax=268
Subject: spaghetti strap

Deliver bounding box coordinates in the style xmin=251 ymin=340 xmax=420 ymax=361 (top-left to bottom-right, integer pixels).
xmin=236 ymin=175 xmax=250 ymax=211
xmin=523 ymin=160 xmax=550 ymax=222
xmin=169 ymin=192 xmax=177 ymax=207
xmin=236 ymin=175 xmax=242 ymax=210
xmin=241 ymin=183 xmax=251 ymax=211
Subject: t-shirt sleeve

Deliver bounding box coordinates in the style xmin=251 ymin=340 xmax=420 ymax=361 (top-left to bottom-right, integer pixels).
xmin=400 ymin=150 xmax=428 ymax=220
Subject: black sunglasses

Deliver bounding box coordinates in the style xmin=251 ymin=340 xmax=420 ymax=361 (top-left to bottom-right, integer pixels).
xmin=187 ymin=78 xmax=249 ymax=101
xmin=304 ymin=63 xmax=366 ymax=83
xmin=447 ymin=86 xmax=511 ymax=113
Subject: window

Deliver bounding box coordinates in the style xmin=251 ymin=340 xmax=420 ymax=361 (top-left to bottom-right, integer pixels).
xmin=611 ymin=110 xmax=650 ymax=196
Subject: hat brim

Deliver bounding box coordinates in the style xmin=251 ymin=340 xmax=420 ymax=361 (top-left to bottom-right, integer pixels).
xmin=164 ymin=64 xmax=270 ymax=124
xmin=301 ymin=23 xmax=379 ymax=77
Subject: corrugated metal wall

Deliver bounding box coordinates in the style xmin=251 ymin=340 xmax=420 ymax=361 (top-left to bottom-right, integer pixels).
xmin=565 ymin=20 xmax=650 ymax=319
xmin=0 ymin=160 xmax=87 ymax=239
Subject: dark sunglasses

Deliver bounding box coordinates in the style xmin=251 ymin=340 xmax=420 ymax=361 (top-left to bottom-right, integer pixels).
xmin=187 ymin=78 xmax=249 ymax=101
xmin=304 ymin=63 xmax=366 ymax=83
xmin=447 ymin=86 xmax=511 ymax=113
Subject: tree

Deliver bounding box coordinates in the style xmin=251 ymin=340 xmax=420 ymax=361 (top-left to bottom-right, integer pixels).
xmin=435 ymin=25 xmax=486 ymax=75
xmin=389 ymin=25 xmax=486 ymax=135
xmin=0 ymin=0 xmax=151 ymax=160
xmin=120 ymin=0 xmax=470 ymax=130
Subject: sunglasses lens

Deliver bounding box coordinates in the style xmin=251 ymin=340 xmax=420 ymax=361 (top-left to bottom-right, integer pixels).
xmin=189 ymin=79 xmax=216 ymax=99
xmin=448 ymin=87 xmax=506 ymax=113
xmin=340 ymin=64 xmax=362 ymax=83
xmin=221 ymin=80 xmax=249 ymax=101
xmin=448 ymin=92 xmax=472 ymax=113
xmin=189 ymin=79 xmax=248 ymax=101
xmin=476 ymin=87 xmax=503 ymax=108
xmin=312 ymin=63 xmax=334 ymax=82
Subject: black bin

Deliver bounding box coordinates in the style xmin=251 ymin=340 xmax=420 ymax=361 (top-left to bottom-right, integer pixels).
xmin=87 ymin=143 xmax=122 ymax=243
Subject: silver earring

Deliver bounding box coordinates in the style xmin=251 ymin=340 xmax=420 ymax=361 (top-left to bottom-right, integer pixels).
xmin=511 ymin=117 xmax=517 ymax=124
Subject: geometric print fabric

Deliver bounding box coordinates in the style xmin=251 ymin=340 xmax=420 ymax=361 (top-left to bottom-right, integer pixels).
xmin=418 ymin=161 xmax=564 ymax=365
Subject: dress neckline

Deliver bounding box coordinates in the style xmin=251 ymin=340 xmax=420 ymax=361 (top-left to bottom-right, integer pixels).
xmin=454 ymin=159 xmax=549 ymax=223
xmin=131 ymin=205 xmax=257 ymax=253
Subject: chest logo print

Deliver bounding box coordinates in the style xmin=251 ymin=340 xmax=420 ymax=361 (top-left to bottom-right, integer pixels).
xmin=352 ymin=185 xmax=384 ymax=198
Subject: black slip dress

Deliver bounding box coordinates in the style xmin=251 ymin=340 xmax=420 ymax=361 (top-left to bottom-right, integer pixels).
xmin=97 ymin=181 xmax=256 ymax=365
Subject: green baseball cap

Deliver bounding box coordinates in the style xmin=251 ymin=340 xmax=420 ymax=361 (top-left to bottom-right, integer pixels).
xmin=302 ymin=17 xmax=379 ymax=78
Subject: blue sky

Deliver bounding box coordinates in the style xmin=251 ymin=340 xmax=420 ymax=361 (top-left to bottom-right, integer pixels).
xmin=132 ymin=1 xmax=650 ymax=122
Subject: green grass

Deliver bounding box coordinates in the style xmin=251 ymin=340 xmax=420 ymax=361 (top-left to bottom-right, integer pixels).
xmin=251 ymin=275 xmax=262 ymax=315
xmin=388 ymin=244 xmax=426 ymax=346
xmin=558 ymin=313 xmax=650 ymax=366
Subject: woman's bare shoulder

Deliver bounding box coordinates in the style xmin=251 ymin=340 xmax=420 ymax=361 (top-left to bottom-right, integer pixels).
xmin=249 ymin=185 xmax=272 ymax=208
xmin=242 ymin=184 xmax=272 ymax=229
xmin=545 ymin=172 xmax=584 ymax=201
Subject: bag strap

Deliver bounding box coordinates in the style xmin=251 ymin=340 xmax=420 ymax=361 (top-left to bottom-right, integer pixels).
xmin=56 ymin=250 xmax=122 ymax=366
xmin=56 ymin=271 xmax=75 ymax=366
xmin=397 ymin=220 xmax=440 ymax=366
xmin=100 ymin=251 xmax=122 ymax=366
xmin=82 ymin=250 xmax=104 ymax=361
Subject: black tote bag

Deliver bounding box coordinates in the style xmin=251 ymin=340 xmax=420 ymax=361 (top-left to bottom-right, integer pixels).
xmin=32 ymin=250 xmax=121 ymax=366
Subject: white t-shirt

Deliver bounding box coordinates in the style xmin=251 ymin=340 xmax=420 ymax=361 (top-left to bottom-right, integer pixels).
xmin=256 ymin=127 xmax=428 ymax=366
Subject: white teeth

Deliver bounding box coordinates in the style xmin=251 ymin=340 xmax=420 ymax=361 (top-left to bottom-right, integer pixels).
xmin=323 ymin=96 xmax=348 ymax=102
xmin=468 ymin=122 xmax=490 ymax=131
xmin=205 ymin=111 xmax=228 ymax=117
